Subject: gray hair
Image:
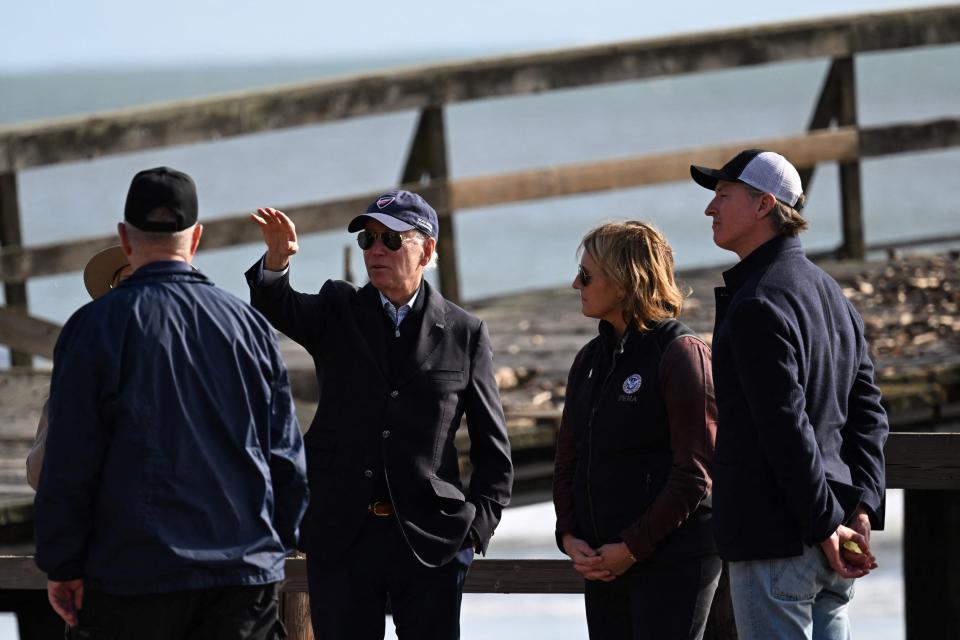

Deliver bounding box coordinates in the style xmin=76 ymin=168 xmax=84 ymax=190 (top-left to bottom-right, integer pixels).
xmin=124 ymin=222 xmax=197 ymax=255
xmin=412 ymin=230 xmax=439 ymax=271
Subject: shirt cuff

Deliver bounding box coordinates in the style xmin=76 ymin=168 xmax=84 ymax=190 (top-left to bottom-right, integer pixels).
xmin=260 ymin=255 xmax=289 ymax=284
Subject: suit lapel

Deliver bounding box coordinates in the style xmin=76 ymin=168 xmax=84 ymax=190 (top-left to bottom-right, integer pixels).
xmin=353 ymin=283 xmax=390 ymax=382
xmin=398 ymin=280 xmax=447 ymax=387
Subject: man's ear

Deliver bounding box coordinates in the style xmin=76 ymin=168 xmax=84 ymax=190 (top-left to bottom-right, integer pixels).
xmin=118 ymin=222 xmax=133 ymax=257
xmin=420 ymin=237 xmax=436 ymax=267
xmin=756 ymin=193 xmax=777 ymax=219
xmin=188 ymin=224 xmax=203 ymax=258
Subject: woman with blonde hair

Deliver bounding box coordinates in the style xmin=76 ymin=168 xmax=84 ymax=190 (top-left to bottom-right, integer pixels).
xmin=553 ymin=221 xmax=720 ymax=639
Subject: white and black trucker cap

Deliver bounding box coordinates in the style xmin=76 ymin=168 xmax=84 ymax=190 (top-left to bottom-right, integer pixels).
xmin=690 ymin=149 xmax=804 ymax=210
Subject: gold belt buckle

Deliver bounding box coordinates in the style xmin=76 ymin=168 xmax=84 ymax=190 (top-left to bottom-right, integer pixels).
xmin=368 ymin=501 xmax=392 ymax=517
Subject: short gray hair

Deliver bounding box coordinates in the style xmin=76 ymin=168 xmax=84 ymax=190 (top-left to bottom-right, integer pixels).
xmin=412 ymin=230 xmax=439 ymax=271
xmin=124 ymin=222 xmax=197 ymax=254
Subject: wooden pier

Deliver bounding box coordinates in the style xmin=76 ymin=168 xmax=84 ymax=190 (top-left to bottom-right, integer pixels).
xmin=1 ymin=4 xmax=960 ymax=638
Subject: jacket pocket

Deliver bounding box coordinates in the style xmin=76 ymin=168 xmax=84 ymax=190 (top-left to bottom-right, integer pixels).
xmin=429 ymin=369 xmax=464 ymax=382
xmin=429 ymin=476 xmax=466 ymax=502
xmin=771 ymin=548 xmax=820 ymax=602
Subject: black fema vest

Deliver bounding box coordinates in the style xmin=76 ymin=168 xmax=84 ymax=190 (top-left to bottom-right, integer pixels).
xmin=567 ymin=319 xmax=704 ymax=551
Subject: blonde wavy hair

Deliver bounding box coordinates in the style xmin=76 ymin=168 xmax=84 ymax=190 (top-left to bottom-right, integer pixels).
xmin=579 ymin=221 xmax=685 ymax=331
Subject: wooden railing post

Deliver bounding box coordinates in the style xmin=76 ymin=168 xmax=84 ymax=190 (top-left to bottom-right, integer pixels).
xmin=903 ymin=489 xmax=960 ymax=636
xmin=835 ymin=56 xmax=865 ymax=260
xmin=401 ymin=106 xmax=460 ymax=305
xmin=0 ymin=172 xmax=31 ymax=367
xmin=280 ymin=590 xmax=314 ymax=640
xmin=799 ymin=59 xmax=843 ymax=192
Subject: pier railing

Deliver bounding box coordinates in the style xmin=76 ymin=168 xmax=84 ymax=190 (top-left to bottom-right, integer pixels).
xmin=2 ymin=5 xmax=960 ymax=363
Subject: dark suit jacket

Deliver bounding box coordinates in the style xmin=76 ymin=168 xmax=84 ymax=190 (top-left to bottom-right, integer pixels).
xmin=246 ymin=262 xmax=513 ymax=567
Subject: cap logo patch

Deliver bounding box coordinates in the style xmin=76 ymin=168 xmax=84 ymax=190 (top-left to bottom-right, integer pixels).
xmin=622 ymin=374 xmax=643 ymax=394
xmin=376 ymin=196 xmax=395 ymax=209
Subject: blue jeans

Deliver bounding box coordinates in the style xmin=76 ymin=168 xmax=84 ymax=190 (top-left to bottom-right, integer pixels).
xmin=728 ymin=545 xmax=855 ymax=640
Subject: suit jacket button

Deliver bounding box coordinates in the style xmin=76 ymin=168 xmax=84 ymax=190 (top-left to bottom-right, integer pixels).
xmin=364 ymin=469 xmax=373 ymax=478
xmin=382 ymin=430 xmax=390 ymax=439
xmin=390 ymin=390 xmax=399 ymax=398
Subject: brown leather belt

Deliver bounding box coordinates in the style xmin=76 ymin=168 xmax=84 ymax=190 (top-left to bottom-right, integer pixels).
xmin=368 ymin=501 xmax=394 ymax=517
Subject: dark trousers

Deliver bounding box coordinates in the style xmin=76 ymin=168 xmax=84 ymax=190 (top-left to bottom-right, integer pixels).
xmin=584 ymin=553 xmax=722 ymax=640
xmin=70 ymin=582 xmax=283 ymax=640
xmin=306 ymin=513 xmax=474 ymax=640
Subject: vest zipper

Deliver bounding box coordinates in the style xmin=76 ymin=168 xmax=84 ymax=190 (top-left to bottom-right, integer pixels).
xmin=585 ymin=333 xmax=627 ymax=544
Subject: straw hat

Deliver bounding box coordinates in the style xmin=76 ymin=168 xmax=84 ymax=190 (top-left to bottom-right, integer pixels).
xmin=83 ymin=246 xmax=129 ymax=300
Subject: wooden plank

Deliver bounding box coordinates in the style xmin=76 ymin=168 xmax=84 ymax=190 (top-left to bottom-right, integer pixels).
xmin=1 ymin=5 xmax=958 ymax=172
xmin=903 ymin=490 xmax=960 ymax=637
xmin=0 ymin=556 xmax=45 ymax=590
xmin=859 ymin=117 xmax=960 ymax=156
xmin=0 ymin=308 xmax=58 ymax=360
xmin=277 ymin=557 xmax=583 ymax=595
xmin=835 ymin=57 xmax=865 ymax=260
xmin=799 ymin=58 xmax=843 ymax=190
xmin=450 ymin=127 xmax=861 ymax=210
xmin=884 ymin=432 xmax=960 ymax=490
xmin=280 ymin=590 xmax=315 ymax=640
xmin=0 ymin=185 xmax=449 ymax=283
xmin=2 ymin=116 xmax=960 ymax=284
xmin=400 ymin=107 xmax=460 ymax=303
xmin=0 ymin=174 xmax=30 ymax=365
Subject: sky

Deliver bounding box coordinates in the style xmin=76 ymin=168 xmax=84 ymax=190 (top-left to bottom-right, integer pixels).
xmin=2 ymin=0 xmax=951 ymax=71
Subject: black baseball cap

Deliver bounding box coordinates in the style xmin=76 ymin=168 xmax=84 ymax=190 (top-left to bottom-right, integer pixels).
xmin=347 ymin=190 xmax=439 ymax=239
xmin=124 ymin=167 xmax=199 ymax=232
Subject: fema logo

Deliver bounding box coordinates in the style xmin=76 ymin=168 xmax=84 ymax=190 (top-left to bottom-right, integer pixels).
xmin=376 ymin=196 xmax=395 ymax=209
xmin=622 ymin=374 xmax=643 ymax=394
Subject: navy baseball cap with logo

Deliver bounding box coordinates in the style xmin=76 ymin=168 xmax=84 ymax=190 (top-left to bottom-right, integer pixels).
xmin=347 ymin=190 xmax=439 ymax=239
xmin=690 ymin=149 xmax=804 ymax=210
xmin=124 ymin=166 xmax=199 ymax=232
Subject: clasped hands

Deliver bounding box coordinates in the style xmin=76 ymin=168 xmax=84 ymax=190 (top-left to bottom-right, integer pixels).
xmin=561 ymin=534 xmax=635 ymax=582
xmin=820 ymin=508 xmax=879 ymax=579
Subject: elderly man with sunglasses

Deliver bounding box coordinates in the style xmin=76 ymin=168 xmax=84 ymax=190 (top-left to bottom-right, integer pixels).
xmin=246 ymin=190 xmax=513 ymax=640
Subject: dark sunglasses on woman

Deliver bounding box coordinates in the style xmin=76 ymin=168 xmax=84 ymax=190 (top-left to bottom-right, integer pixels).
xmin=357 ymin=229 xmax=409 ymax=251
xmin=577 ymin=264 xmax=592 ymax=287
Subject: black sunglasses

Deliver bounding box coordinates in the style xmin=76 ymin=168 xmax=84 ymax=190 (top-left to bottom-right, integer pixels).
xmin=577 ymin=264 xmax=592 ymax=287
xmin=357 ymin=229 xmax=407 ymax=251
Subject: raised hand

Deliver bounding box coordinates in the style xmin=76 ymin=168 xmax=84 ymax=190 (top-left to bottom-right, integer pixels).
xmin=250 ymin=207 xmax=299 ymax=271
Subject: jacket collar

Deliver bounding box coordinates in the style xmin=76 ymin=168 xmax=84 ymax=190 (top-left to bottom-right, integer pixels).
xmin=597 ymin=320 xmax=638 ymax=352
xmin=353 ymin=279 xmax=448 ymax=386
xmin=119 ymin=260 xmax=209 ymax=287
xmin=721 ymin=235 xmax=803 ymax=291
xmin=398 ymin=279 xmax=448 ymax=385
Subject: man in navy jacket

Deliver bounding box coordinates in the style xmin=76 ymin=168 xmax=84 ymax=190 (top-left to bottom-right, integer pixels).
xmin=246 ymin=191 xmax=513 ymax=640
xmin=690 ymin=150 xmax=888 ymax=640
xmin=35 ymin=167 xmax=308 ymax=639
